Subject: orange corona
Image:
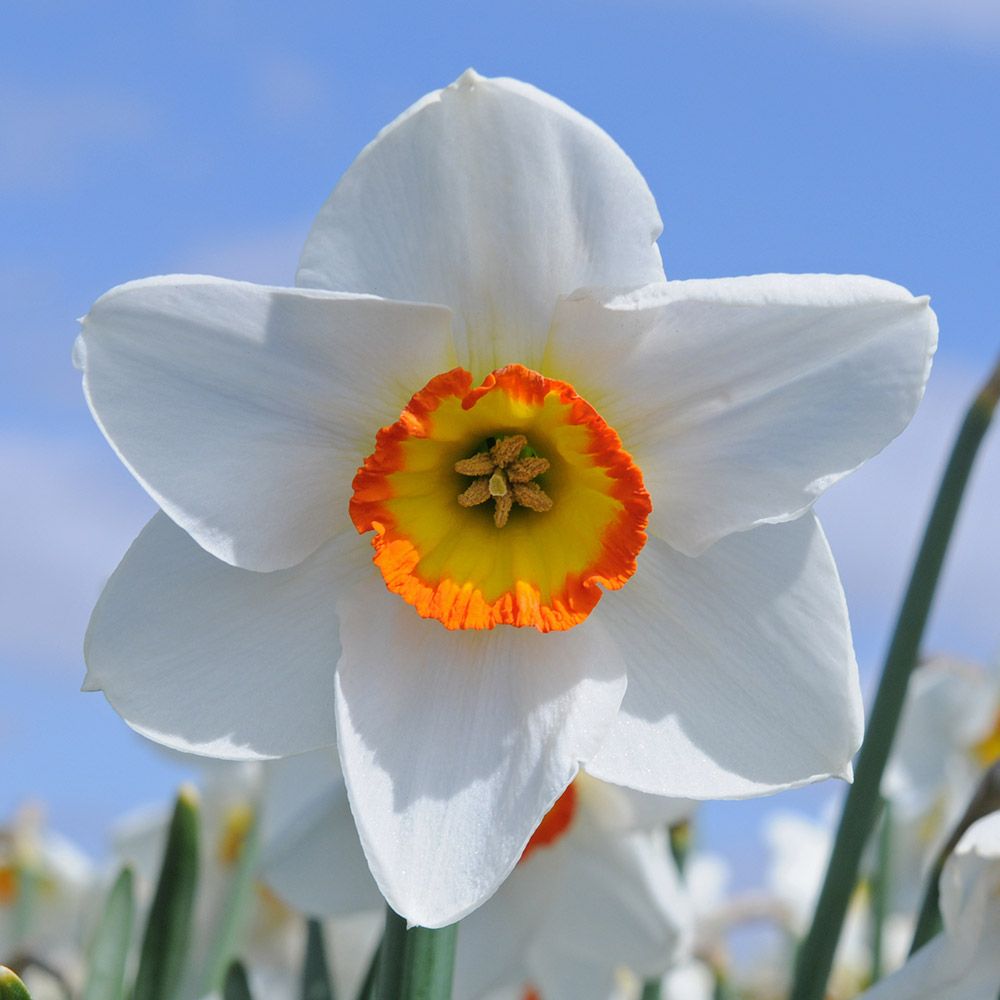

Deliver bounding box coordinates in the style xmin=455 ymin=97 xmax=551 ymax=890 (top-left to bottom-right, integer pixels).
xmin=350 ymin=365 xmax=650 ymax=632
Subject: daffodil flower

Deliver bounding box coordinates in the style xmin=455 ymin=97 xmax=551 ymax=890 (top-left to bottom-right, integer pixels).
xmin=77 ymin=70 xmax=938 ymax=927
xmin=764 ymin=810 xmax=889 ymax=998
xmin=0 ymin=807 xmax=94 ymax=989
xmin=882 ymin=656 xmax=1000 ymax=914
xmin=260 ymin=752 xmax=692 ymax=1000
xmin=858 ymin=812 xmax=1000 ymax=1000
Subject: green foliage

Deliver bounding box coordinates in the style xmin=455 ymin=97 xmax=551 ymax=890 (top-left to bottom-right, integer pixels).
xmin=82 ymin=866 xmax=135 ymax=1000
xmin=133 ymin=787 xmax=200 ymax=1000
xmin=301 ymin=918 xmax=334 ymax=1000
xmin=222 ymin=961 xmax=254 ymax=1000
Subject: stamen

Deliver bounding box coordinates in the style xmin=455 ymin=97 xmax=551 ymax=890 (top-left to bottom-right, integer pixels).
xmin=491 ymin=434 xmax=527 ymax=467
xmin=458 ymin=478 xmax=491 ymax=507
xmin=507 ymin=456 xmax=550 ymax=482
xmin=455 ymin=433 xmax=553 ymax=528
xmin=511 ymin=481 xmax=553 ymax=512
xmin=494 ymin=492 xmax=513 ymax=528
xmin=454 ymin=453 xmax=495 ymax=476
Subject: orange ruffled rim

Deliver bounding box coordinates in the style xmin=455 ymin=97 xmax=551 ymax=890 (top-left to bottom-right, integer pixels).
xmin=350 ymin=364 xmax=651 ymax=632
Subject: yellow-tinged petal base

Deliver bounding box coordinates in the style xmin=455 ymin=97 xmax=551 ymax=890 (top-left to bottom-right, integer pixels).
xmin=350 ymin=364 xmax=650 ymax=632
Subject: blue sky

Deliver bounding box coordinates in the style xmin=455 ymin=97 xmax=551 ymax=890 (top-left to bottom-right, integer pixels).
xmin=2 ymin=0 xmax=999 ymax=896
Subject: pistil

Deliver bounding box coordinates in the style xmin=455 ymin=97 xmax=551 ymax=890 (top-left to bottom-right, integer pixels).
xmin=456 ymin=434 xmax=553 ymax=527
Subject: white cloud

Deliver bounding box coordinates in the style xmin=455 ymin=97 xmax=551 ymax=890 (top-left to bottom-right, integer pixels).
xmin=0 ymin=431 xmax=153 ymax=674
xmin=746 ymin=0 xmax=1000 ymax=46
xmin=169 ymin=218 xmax=314 ymax=286
xmin=252 ymin=54 xmax=326 ymax=124
xmin=0 ymin=87 xmax=153 ymax=194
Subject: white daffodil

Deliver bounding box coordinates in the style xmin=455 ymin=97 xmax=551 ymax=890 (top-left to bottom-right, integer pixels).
xmin=882 ymin=656 xmax=1000 ymax=913
xmin=859 ymin=811 xmax=1000 ymax=1000
xmin=764 ymin=810 xmax=874 ymax=997
xmin=260 ymin=753 xmax=693 ymax=1000
xmin=77 ymin=69 xmax=937 ymax=927
xmin=0 ymin=806 xmax=95 ymax=992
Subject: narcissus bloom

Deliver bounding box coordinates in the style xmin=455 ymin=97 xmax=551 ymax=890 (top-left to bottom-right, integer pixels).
xmin=0 ymin=807 xmax=95 ymax=984
xmin=259 ymin=754 xmax=692 ymax=1000
xmin=859 ymin=812 xmax=1000 ymax=1000
xmin=78 ymin=70 xmax=937 ymax=926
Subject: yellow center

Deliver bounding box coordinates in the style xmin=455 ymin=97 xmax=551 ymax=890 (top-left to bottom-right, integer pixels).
xmin=973 ymin=709 xmax=1000 ymax=768
xmin=217 ymin=804 xmax=254 ymax=867
xmin=351 ymin=365 xmax=650 ymax=632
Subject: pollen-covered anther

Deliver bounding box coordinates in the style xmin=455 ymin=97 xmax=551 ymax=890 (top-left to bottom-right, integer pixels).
xmin=455 ymin=433 xmax=553 ymax=528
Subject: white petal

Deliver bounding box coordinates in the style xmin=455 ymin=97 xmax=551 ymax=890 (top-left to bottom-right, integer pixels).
xmin=83 ymin=513 xmax=369 ymax=759
xmin=334 ymin=574 xmax=628 ymax=927
xmin=78 ymin=276 xmax=455 ymax=571
xmin=546 ymin=274 xmax=937 ymax=555
xmin=586 ymin=515 xmax=863 ymax=798
xmin=452 ymin=857 xmax=552 ymax=1000
xmin=858 ymin=934 xmax=1000 ymax=1000
xmin=528 ymin=830 xmax=689 ymax=1000
xmin=297 ymin=70 xmax=664 ymax=375
xmin=260 ymin=760 xmax=383 ymax=917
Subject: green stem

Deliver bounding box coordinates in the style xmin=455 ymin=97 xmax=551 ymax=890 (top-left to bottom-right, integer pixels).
xmin=197 ymin=810 xmax=261 ymax=996
xmin=870 ymin=800 xmax=892 ymax=982
xmin=789 ymin=357 xmax=1000 ymax=1000
xmin=640 ymin=980 xmax=661 ymax=1000
xmin=376 ymin=907 xmax=457 ymax=1000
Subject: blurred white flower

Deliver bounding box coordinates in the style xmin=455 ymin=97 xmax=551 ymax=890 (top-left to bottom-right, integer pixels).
xmin=0 ymin=805 xmax=95 ymax=993
xmin=261 ymin=754 xmax=693 ymax=1000
xmin=859 ymin=811 xmax=1000 ymax=1000
xmin=78 ymin=69 xmax=936 ymax=927
xmin=762 ymin=809 xmax=911 ymax=998
xmin=882 ymin=655 xmax=1000 ymax=912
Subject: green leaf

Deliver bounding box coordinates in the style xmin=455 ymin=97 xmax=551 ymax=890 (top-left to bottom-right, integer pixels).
xmin=133 ymin=786 xmax=200 ymax=1000
xmin=222 ymin=961 xmax=254 ymax=1000
xmin=301 ymin=918 xmax=334 ymax=1000
xmin=789 ymin=357 xmax=1000 ymax=1000
xmin=82 ymin=866 xmax=135 ymax=1000
xmin=356 ymin=941 xmax=381 ymax=1000
xmin=377 ymin=907 xmax=457 ymax=1000
xmin=195 ymin=807 xmax=261 ymax=996
xmin=0 ymin=967 xmax=32 ymax=1000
